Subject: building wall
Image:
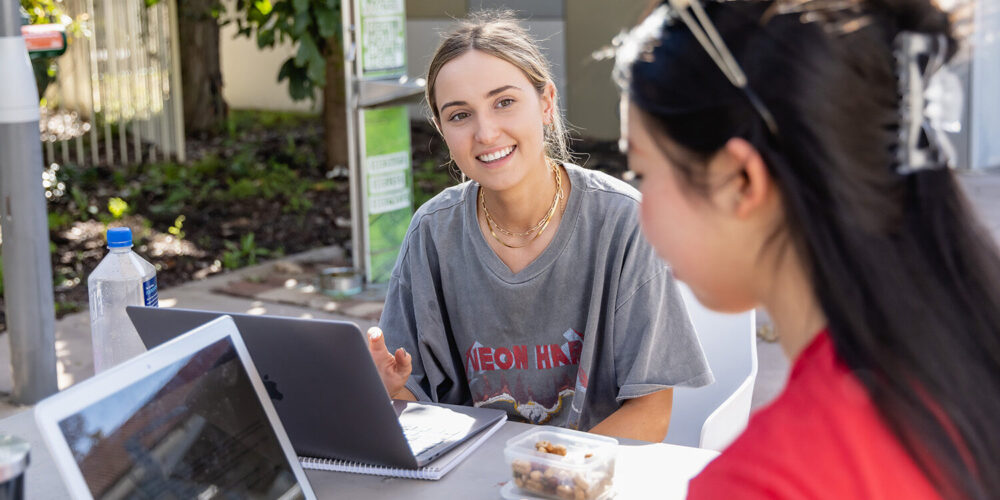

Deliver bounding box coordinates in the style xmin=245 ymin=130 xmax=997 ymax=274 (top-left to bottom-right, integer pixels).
xmin=565 ymin=0 xmax=648 ymax=140
xmin=218 ymin=0 xmax=645 ymax=139
xmin=219 ymin=2 xmax=320 ymax=113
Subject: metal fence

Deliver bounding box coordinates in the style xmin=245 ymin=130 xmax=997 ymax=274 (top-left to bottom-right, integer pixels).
xmin=40 ymin=0 xmax=185 ymax=168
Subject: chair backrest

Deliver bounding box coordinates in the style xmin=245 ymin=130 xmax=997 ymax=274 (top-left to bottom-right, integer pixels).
xmin=664 ymin=283 xmax=758 ymax=451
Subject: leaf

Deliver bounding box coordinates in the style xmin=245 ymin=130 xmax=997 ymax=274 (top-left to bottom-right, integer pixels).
xmin=292 ymin=0 xmax=309 ymax=14
xmin=277 ymin=58 xmax=296 ymax=83
xmin=253 ymin=0 xmax=272 ymax=15
xmin=294 ymin=33 xmax=320 ymax=66
xmin=257 ymin=28 xmax=275 ymax=48
xmin=291 ymin=11 xmax=311 ymax=37
xmin=307 ymin=55 xmax=326 ymax=87
xmin=315 ymin=7 xmax=339 ymax=38
xmin=107 ymin=197 xmax=128 ymax=219
xmin=288 ymin=72 xmax=314 ymax=101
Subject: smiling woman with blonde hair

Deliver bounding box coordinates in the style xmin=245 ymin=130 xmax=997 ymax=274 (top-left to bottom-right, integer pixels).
xmin=364 ymin=11 xmax=712 ymax=442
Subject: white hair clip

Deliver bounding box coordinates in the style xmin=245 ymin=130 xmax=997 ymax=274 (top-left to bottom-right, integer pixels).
xmin=665 ymin=0 xmax=780 ymax=136
xmin=894 ymin=32 xmax=963 ymax=175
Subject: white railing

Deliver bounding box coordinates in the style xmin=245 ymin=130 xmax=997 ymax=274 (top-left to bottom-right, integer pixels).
xmin=40 ymin=0 xmax=185 ymax=168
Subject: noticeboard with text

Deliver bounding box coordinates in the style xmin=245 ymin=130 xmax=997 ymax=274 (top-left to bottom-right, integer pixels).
xmin=359 ymin=0 xmax=406 ymax=78
xmin=356 ymin=0 xmax=413 ymax=283
xmin=360 ymin=106 xmax=412 ymax=283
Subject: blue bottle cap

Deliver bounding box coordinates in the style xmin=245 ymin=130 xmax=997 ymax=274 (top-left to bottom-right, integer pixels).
xmin=106 ymin=227 xmax=132 ymax=248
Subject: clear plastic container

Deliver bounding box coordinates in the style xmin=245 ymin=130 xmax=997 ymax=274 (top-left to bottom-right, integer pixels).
xmin=503 ymin=427 xmax=618 ymax=500
xmin=87 ymin=227 xmax=158 ymax=373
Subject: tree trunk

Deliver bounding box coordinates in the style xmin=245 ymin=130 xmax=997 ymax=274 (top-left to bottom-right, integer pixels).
xmin=178 ymin=0 xmax=227 ymax=137
xmin=323 ymin=35 xmax=348 ymax=168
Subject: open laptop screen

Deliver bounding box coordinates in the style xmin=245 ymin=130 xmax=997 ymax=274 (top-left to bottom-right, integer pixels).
xmin=55 ymin=336 xmax=305 ymax=499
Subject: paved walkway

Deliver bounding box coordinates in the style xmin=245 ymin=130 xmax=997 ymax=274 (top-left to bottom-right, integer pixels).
xmin=1 ymin=169 xmax=998 ymax=419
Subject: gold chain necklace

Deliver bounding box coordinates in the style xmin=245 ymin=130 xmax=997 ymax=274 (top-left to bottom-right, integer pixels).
xmin=480 ymin=161 xmax=563 ymax=249
xmin=483 ymin=161 xmax=562 ymax=237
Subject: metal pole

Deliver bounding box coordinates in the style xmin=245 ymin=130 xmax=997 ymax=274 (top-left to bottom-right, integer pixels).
xmin=0 ymin=0 xmax=59 ymax=403
xmin=342 ymin=0 xmax=363 ymax=275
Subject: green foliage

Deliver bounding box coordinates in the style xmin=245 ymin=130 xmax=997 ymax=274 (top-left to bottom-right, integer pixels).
xmin=22 ymin=0 xmax=83 ymax=98
xmin=225 ymin=110 xmax=318 ymax=136
xmin=42 ymin=111 xmax=335 ymax=296
xmin=168 ymin=215 xmax=186 ymax=240
xmin=55 ymin=301 xmax=81 ymax=316
xmin=21 ymin=0 xmax=67 ymax=23
xmin=231 ymin=0 xmax=341 ymax=101
xmin=48 ymin=211 xmax=73 ymax=231
xmin=413 ymin=159 xmax=453 ymax=209
xmin=68 ymin=186 xmax=91 ymax=220
xmin=222 ymin=232 xmax=270 ymax=269
xmin=108 ymin=197 xmax=129 ymax=219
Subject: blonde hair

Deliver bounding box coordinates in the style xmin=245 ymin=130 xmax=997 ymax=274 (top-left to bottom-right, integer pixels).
xmin=425 ymin=10 xmax=571 ymax=165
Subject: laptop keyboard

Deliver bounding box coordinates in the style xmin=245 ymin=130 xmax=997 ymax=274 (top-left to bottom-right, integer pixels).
xmin=401 ymin=422 xmax=466 ymax=458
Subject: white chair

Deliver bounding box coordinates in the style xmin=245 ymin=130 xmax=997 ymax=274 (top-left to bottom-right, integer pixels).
xmin=664 ymin=283 xmax=758 ymax=451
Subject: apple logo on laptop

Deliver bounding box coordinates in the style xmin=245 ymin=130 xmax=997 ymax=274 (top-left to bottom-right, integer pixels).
xmin=263 ymin=375 xmax=284 ymax=401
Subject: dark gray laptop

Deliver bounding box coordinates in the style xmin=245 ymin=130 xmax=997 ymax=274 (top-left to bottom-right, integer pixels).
xmin=126 ymin=306 xmax=506 ymax=470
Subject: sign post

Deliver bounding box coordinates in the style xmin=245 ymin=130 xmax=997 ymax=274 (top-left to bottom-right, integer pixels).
xmin=0 ymin=0 xmax=59 ymax=403
xmin=341 ymin=0 xmax=423 ymax=285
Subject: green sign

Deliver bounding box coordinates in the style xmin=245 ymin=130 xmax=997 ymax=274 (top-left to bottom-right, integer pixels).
xmin=359 ymin=0 xmax=406 ymax=77
xmin=362 ymin=105 xmax=413 ymax=283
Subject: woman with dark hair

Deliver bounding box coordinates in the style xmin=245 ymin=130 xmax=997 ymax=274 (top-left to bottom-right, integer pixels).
xmin=617 ymin=0 xmax=999 ymax=497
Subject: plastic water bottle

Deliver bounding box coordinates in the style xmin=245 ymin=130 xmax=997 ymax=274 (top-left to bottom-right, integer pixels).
xmin=87 ymin=227 xmax=158 ymax=373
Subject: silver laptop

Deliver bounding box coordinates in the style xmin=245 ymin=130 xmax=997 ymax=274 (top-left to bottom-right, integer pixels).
xmin=34 ymin=316 xmax=316 ymax=500
xmin=126 ymin=306 xmax=506 ymax=469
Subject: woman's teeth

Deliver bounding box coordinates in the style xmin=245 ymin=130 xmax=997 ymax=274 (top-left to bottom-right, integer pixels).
xmin=478 ymin=146 xmax=515 ymax=162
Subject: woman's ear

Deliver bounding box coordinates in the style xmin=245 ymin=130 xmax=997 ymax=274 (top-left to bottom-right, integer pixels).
xmin=713 ymin=137 xmax=773 ymax=219
xmin=540 ymin=81 xmax=557 ymax=124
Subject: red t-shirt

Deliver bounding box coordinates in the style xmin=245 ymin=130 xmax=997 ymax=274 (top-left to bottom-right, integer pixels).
xmin=687 ymin=330 xmax=941 ymax=499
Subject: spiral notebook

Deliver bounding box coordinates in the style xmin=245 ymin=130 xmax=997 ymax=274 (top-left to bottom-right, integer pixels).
xmin=299 ymin=416 xmax=506 ymax=480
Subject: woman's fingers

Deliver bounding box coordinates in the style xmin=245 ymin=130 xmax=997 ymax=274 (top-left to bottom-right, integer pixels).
xmin=394 ymin=347 xmax=412 ymax=377
xmin=367 ymin=326 xmax=391 ymax=361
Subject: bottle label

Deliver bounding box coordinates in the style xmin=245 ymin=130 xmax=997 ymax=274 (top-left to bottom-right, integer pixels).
xmin=143 ymin=277 xmax=159 ymax=307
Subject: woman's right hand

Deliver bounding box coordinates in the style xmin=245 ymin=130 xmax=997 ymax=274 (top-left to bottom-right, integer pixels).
xmin=366 ymin=326 xmax=414 ymax=399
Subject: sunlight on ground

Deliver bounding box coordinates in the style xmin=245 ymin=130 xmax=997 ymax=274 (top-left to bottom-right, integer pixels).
xmin=55 ymin=339 xmax=77 ymax=390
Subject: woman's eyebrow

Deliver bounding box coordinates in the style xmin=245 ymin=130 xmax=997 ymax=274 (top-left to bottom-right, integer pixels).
xmin=486 ymin=85 xmax=521 ymax=97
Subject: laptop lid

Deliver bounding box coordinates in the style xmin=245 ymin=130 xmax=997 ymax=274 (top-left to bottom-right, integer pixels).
xmin=34 ymin=316 xmax=316 ymax=500
xmin=126 ymin=306 xmax=505 ymax=469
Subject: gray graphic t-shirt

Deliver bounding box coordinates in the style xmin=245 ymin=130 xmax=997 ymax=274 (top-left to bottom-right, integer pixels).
xmin=380 ymin=164 xmax=713 ymax=431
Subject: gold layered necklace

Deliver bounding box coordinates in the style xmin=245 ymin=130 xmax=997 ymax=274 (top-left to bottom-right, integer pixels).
xmin=480 ymin=161 xmax=564 ymax=249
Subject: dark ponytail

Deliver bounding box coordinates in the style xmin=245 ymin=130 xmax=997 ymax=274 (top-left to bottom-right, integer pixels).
xmin=619 ymin=0 xmax=1000 ymax=497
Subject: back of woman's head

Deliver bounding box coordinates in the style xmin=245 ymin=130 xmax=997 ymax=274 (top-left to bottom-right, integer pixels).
xmin=425 ymin=10 xmax=571 ymax=164
xmin=618 ymin=0 xmax=1000 ymax=497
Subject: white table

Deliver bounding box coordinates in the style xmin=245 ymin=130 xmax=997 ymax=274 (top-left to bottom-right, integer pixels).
xmin=0 ymin=409 xmax=718 ymax=499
